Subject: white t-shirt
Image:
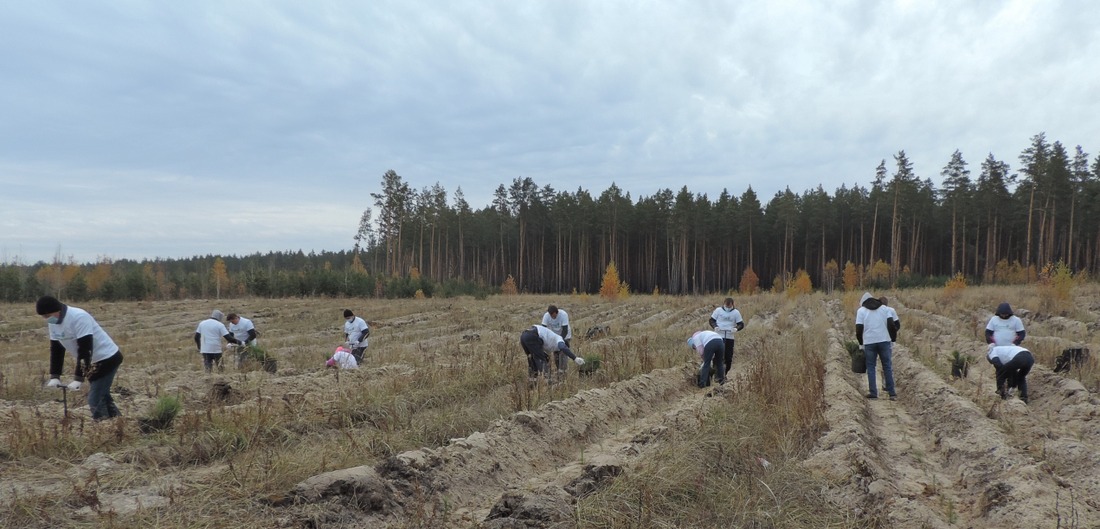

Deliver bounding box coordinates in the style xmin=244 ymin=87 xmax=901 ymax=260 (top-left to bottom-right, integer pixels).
xmin=196 ymin=318 xmax=228 ymax=354
xmin=541 ymin=310 xmax=571 ymax=340
xmin=330 ymin=349 xmax=359 ymax=369
xmin=532 ymin=325 xmax=566 ymax=353
xmin=709 ymin=307 xmax=744 ymax=339
xmin=229 ymin=316 xmax=256 ymax=344
xmin=882 ymin=306 xmax=899 ymax=323
xmin=47 ymin=306 xmax=119 ymax=363
xmin=688 ymin=330 xmax=723 ymax=357
xmin=344 ymin=316 xmax=370 ymax=348
xmin=986 ymin=315 xmax=1025 ymax=346
xmin=988 ymin=344 xmax=1029 ymax=364
xmin=856 ymin=306 xmax=892 ymax=345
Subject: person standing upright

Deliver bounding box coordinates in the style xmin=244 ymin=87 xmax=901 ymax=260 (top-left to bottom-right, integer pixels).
xmin=986 ymin=302 xmax=1026 ymax=346
xmin=541 ymin=305 xmax=573 ymax=375
xmin=36 ymin=295 xmax=124 ymax=421
xmin=343 ymin=309 xmax=370 ymax=363
xmin=195 ymin=310 xmax=241 ymax=373
xmin=708 ymin=297 xmax=745 ymax=376
xmin=856 ymin=292 xmax=898 ymax=400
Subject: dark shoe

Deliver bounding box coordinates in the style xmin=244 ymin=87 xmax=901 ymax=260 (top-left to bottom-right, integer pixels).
xmin=865 ymin=393 xmax=878 ymax=399
xmin=1020 ymin=395 xmax=1029 ymax=404
xmin=889 ymin=395 xmax=897 ymax=401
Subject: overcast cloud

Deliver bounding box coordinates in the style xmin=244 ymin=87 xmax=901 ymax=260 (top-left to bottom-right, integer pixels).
xmin=2 ymin=0 xmax=1097 ymax=264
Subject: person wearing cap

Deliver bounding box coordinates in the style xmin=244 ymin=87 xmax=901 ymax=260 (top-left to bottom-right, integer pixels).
xmin=325 ymin=345 xmax=359 ymax=369
xmin=520 ymin=324 xmax=584 ymax=384
xmin=541 ymin=305 xmax=572 ymax=375
xmin=35 ymin=295 xmax=124 ymax=421
xmin=986 ymin=302 xmax=1026 ymax=346
xmin=708 ymin=297 xmax=745 ymax=376
xmin=343 ymin=309 xmax=370 ymax=363
xmin=194 ymin=310 xmax=242 ymax=373
xmin=688 ymin=329 xmax=726 ymax=388
xmin=987 ymin=344 xmax=1034 ymax=403
xmin=856 ymin=292 xmax=899 ymax=400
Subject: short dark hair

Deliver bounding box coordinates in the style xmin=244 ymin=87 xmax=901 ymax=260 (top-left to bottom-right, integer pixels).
xmin=547 ymin=305 xmax=558 ymax=315
xmin=226 ymin=313 xmax=239 ymax=321
xmin=343 ymin=309 xmax=354 ymax=318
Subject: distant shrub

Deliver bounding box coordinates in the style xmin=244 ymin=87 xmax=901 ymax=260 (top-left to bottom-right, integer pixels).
xmin=943 ymin=272 xmax=967 ymax=301
xmin=739 ymin=267 xmax=759 ymax=295
xmin=501 ymin=275 xmax=518 ymax=295
xmin=786 ymin=269 xmax=813 ymax=298
xmin=1037 ymin=261 xmax=1074 ymax=313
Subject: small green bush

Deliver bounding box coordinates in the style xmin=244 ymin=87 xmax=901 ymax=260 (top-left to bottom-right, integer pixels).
xmin=151 ymin=395 xmax=182 ymax=424
xmin=579 ymin=354 xmax=602 ymax=374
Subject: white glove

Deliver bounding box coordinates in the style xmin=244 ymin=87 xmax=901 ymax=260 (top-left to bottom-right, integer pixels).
xmin=574 ymin=357 xmax=585 ymax=366
xmin=858 ymin=344 xmax=864 ymax=351
xmin=46 ymin=378 xmax=63 ymax=388
xmin=66 ymin=380 xmax=82 ymax=391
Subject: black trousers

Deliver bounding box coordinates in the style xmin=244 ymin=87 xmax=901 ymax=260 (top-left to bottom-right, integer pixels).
xmin=520 ymin=329 xmax=549 ymax=378
xmin=997 ymin=350 xmax=1034 ymax=399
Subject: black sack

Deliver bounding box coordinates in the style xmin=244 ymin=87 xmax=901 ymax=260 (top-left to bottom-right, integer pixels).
xmin=851 ymin=353 xmax=866 ymax=374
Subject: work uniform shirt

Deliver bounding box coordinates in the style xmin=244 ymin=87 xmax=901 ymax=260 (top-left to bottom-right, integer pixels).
xmin=229 ymin=317 xmax=256 ymax=344
xmin=856 ymin=307 xmax=892 ymax=344
xmin=330 ymin=349 xmax=359 ymax=369
xmin=688 ymin=330 xmax=723 ymax=357
xmin=986 ymin=315 xmax=1025 ymax=345
xmin=345 ymin=316 xmax=370 ymax=348
xmin=709 ymin=307 xmax=744 ymax=339
xmin=47 ymin=305 xmax=119 ymax=364
xmin=541 ymin=309 xmax=571 ymax=340
xmin=988 ymin=344 xmax=1029 ymax=364
xmin=196 ymin=318 xmax=229 ymax=354
xmin=532 ymin=325 xmax=567 ymax=353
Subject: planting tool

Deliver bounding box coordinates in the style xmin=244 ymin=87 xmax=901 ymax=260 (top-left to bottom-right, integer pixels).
xmin=56 ymin=385 xmax=70 ymax=421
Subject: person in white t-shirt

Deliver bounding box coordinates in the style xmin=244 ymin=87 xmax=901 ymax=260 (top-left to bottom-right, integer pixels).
xmin=541 ymin=305 xmax=573 ymax=374
xmin=987 ymin=344 xmax=1034 ymax=403
xmin=195 ymin=310 xmax=243 ymax=372
xmin=855 ymin=292 xmax=899 ymax=400
xmin=325 ymin=345 xmax=359 ymax=369
xmin=343 ymin=309 xmax=370 ymax=363
xmin=985 ymin=302 xmax=1025 ymax=346
xmin=879 ymin=297 xmax=900 ymax=338
xmin=708 ymin=297 xmax=745 ymax=376
xmin=227 ymin=312 xmax=259 ymax=366
xmin=688 ymin=330 xmax=726 ymax=388
xmin=36 ymin=295 xmax=124 ymax=421
xmin=519 ymin=324 xmax=583 ymax=383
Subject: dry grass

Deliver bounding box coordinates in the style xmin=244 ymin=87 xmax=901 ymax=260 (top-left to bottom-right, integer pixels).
xmin=2 ymin=285 xmax=1098 ymax=527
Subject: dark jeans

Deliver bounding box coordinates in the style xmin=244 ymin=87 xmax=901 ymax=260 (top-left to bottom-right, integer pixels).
xmin=351 ymin=347 xmax=366 ymax=364
xmin=698 ymin=339 xmax=726 ymax=387
xmin=864 ymin=341 xmax=896 ymax=398
xmin=520 ymin=329 xmax=550 ymax=380
xmin=203 ymin=353 xmax=224 ymax=373
xmin=722 ymin=338 xmax=735 ymax=374
xmin=87 ymin=353 xmax=122 ymax=420
xmin=997 ymin=351 xmax=1034 ymax=400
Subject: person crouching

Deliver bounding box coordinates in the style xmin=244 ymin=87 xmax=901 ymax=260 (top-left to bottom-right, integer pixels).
xmin=987 ymin=344 xmax=1034 ymax=403
xmin=688 ymin=330 xmax=725 ymax=388
xmin=520 ymin=324 xmax=584 ymax=384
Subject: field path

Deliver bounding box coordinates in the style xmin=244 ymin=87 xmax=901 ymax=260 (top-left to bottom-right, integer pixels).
xmin=806 ymin=298 xmax=1097 ymax=528
xmin=286 ymin=363 xmax=726 ymax=528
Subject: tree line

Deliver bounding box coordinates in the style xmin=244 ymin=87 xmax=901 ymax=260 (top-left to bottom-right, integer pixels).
xmin=2 ymin=132 xmax=1097 ymax=302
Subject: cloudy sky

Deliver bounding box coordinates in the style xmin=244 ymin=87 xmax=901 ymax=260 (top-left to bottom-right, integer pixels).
xmin=2 ymin=1 xmax=1097 ymax=264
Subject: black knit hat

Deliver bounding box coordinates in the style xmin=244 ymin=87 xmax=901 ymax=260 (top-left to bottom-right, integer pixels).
xmin=343 ymin=309 xmax=354 ymax=318
xmin=36 ymin=295 xmax=64 ymax=315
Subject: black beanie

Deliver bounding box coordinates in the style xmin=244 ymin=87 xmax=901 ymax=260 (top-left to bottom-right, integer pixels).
xmin=343 ymin=309 xmax=354 ymax=318
xmin=36 ymin=295 xmax=64 ymax=315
